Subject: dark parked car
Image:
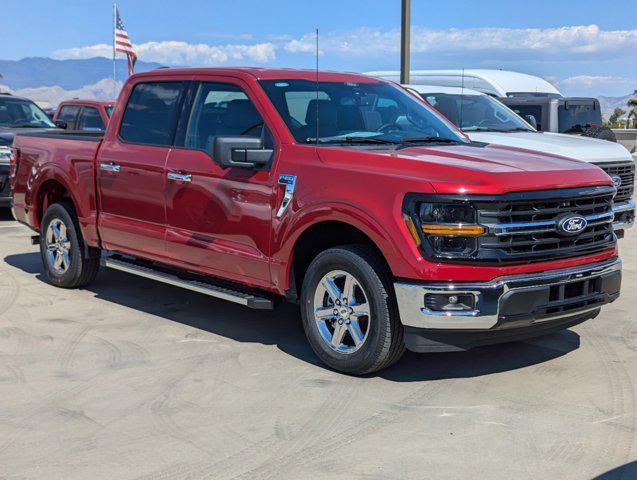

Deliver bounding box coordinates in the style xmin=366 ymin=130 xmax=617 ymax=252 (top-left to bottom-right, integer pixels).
xmin=0 ymin=93 xmax=56 ymax=207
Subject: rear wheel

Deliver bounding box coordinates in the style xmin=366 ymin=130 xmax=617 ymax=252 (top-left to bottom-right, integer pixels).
xmin=300 ymin=245 xmax=405 ymax=375
xmin=40 ymin=202 xmax=100 ymax=288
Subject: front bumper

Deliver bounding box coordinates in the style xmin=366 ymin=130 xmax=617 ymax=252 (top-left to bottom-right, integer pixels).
xmin=394 ymin=257 xmax=621 ymax=351
xmin=613 ymin=199 xmax=635 ymax=231
xmin=0 ymin=164 xmax=10 ymax=207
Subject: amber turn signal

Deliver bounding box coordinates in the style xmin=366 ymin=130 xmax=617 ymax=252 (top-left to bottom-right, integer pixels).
xmin=403 ymin=215 xmax=422 ymax=246
xmin=421 ymin=224 xmax=485 ymax=236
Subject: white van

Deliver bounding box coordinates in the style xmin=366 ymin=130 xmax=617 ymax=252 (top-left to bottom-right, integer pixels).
xmin=366 ymin=69 xmax=563 ymax=98
xmin=403 ymin=84 xmax=635 ymax=233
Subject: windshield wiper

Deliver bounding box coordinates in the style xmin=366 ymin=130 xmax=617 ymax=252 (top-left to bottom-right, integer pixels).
xmin=306 ymin=136 xmax=400 ymax=145
xmin=398 ymin=137 xmax=461 ymax=146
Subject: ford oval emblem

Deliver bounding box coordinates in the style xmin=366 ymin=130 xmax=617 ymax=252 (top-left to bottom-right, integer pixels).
xmin=557 ymin=214 xmax=588 ymax=236
xmin=611 ymin=175 xmax=622 ymax=188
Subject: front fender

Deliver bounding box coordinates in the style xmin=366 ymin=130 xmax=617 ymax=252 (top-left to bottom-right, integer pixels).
xmin=270 ymin=199 xmax=423 ymax=293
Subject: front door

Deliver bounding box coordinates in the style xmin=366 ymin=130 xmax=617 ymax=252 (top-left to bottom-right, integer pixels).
xmin=164 ymin=80 xmax=276 ymax=288
xmin=97 ymin=80 xmax=186 ymax=260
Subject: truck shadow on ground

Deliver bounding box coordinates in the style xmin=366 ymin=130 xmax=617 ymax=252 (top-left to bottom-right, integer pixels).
xmin=4 ymin=251 xmax=581 ymax=382
xmin=591 ymin=461 xmax=637 ymax=480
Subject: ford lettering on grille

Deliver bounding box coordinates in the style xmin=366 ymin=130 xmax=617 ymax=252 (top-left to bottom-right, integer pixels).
xmin=557 ymin=214 xmax=588 ymax=236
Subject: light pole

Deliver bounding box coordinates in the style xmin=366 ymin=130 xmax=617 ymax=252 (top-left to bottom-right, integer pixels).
xmin=400 ymin=0 xmax=411 ymax=84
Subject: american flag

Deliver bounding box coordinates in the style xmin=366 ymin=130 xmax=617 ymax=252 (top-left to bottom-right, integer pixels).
xmin=114 ymin=5 xmax=137 ymax=76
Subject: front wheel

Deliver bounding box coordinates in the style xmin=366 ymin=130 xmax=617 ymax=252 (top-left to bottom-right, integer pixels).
xmin=300 ymin=245 xmax=405 ymax=375
xmin=40 ymin=202 xmax=100 ymax=288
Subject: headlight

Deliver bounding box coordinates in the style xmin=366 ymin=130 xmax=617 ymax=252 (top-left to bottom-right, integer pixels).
xmin=404 ymin=199 xmax=485 ymax=259
xmin=0 ymin=146 xmax=10 ymax=165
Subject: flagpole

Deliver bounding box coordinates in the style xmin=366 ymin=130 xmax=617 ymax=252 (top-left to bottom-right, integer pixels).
xmin=112 ymin=1 xmax=116 ymax=98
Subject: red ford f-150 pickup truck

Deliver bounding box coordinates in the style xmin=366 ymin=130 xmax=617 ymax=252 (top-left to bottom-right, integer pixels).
xmin=53 ymin=99 xmax=114 ymax=132
xmin=9 ymin=68 xmax=622 ymax=374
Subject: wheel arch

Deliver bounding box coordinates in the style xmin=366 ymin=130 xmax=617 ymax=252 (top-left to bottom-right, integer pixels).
xmin=282 ymin=206 xmax=402 ymax=301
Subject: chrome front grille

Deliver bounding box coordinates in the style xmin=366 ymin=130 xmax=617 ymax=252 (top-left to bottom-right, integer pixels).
xmin=474 ymin=186 xmax=616 ymax=263
xmin=595 ymin=161 xmax=635 ymax=202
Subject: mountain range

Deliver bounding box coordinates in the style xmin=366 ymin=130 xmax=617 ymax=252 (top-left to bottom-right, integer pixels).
xmin=0 ymin=57 xmax=635 ymax=117
xmin=598 ymin=94 xmax=635 ymax=118
xmin=0 ymin=57 xmax=163 ymax=90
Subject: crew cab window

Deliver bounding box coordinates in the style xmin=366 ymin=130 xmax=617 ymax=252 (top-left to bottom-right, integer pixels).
xmin=78 ymin=107 xmax=105 ymax=131
xmin=185 ymin=82 xmax=265 ymax=150
xmin=120 ymin=82 xmax=185 ymax=146
xmin=57 ymin=105 xmax=80 ymax=128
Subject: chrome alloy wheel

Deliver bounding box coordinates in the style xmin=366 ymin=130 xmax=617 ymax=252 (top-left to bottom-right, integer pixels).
xmin=45 ymin=218 xmax=72 ymax=274
xmin=313 ymin=270 xmax=371 ymax=354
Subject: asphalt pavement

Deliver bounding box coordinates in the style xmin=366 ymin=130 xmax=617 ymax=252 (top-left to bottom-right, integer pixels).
xmin=0 ymin=208 xmax=635 ymax=479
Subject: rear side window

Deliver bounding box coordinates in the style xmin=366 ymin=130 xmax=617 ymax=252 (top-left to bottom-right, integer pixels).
xmin=119 ymin=82 xmax=185 ymax=146
xmin=78 ymin=107 xmax=105 ymax=131
xmin=57 ymin=105 xmax=80 ymax=127
xmin=509 ymin=105 xmax=543 ymax=130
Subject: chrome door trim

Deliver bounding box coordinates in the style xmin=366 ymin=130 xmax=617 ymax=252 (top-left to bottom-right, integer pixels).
xmin=276 ymin=174 xmax=296 ymax=218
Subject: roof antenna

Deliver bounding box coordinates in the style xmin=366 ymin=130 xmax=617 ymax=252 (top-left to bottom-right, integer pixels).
xmin=315 ymin=28 xmax=320 ymax=145
xmin=459 ymin=68 xmax=465 ymax=131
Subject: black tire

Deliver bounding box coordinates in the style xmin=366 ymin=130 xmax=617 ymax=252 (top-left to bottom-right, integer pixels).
xmin=300 ymin=245 xmax=405 ymax=375
xmin=39 ymin=201 xmax=100 ymax=288
xmin=581 ymin=126 xmax=617 ymax=143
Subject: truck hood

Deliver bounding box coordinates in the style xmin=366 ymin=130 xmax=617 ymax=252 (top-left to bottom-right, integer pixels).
xmin=0 ymin=127 xmax=58 ymax=146
xmin=464 ymin=130 xmax=633 ymax=164
xmin=317 ymin=143 xmax=613 ymax=195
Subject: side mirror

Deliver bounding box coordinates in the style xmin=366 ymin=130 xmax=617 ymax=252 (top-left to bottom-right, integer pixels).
xmin=54 ymin=120 xmax=68 ymax=129
xmin=524 ymin=115 xmax=537 ymax=130
xmin=211 ymin=136 xmax=273 ymax=169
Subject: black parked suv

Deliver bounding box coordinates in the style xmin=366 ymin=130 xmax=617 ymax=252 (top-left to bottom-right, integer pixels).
xmin=0 ymin=93 xmax=57 ymax=207
xmin=500 ymin=96 xmax=617 ymax=142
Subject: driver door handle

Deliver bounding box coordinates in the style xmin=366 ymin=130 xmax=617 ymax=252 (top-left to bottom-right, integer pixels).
xmin=167 ymin=172 xmax=192 ymax=183
xmin=100 ymin=162 xmax=120 ymax=173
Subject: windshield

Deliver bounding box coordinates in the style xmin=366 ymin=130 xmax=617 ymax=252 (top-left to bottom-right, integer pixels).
xmin=558 ymin=103 xmax=602 ymax=134
xmin=420 ymin=92 xmax=533 ymax=133
xmin=105 ymin=106 xmax=113 ymax=117
xmin=259 ymin=80 xmax=467 ymax=146
xmin=0 ymin=97 xmax=55 ymax=128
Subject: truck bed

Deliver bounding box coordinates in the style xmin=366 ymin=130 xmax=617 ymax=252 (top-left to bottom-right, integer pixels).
xmin=11 ymin=130 xmax=103 ymax=247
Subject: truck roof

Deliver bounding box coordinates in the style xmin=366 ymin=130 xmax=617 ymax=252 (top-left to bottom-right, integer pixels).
xmin=404 ymin=84 xmax=484 ymax=96
xmin=367 ymin=69 xmax=563 ymax=98
xmin=57 ymin=99 xmax=114 ymax=108
xmin=133 ymin=67 xmax=383 ymax=83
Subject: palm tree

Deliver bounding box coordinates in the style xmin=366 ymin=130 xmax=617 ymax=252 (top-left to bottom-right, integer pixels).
xmin=627 ymin=90 xmax=637 ymax=129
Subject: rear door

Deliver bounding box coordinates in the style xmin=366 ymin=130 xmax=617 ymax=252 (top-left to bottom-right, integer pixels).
xmin=97 ymin=80 xmax=187 ymax=260
xmin=77 ymin=106 xmax=106 ymax=132
xmin=164 ymin=78 xmax=277 ymax=288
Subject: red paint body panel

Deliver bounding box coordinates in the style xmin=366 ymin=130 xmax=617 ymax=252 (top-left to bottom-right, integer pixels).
xmin=10 ymin=68 xmax=618 ymax=298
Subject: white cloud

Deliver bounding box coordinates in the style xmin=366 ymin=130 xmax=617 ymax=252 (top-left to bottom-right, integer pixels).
xmin=557 ymin=75 xmax=637 ymax=97
xmin=54 ymin=40 xmax=276 ymax=65
xmin=0 ymin=78 xmax=122 ymax=107
xmin=284 ymin=24 xmax=637 ymax=59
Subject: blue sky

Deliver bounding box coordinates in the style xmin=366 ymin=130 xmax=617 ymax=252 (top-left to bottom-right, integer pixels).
xmin=3 ymin=0 xmax=637 ymax=96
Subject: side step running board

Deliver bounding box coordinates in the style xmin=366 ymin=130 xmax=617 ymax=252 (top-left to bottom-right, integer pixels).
xmin=101 ymin=257 xmax=274 ymax=310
